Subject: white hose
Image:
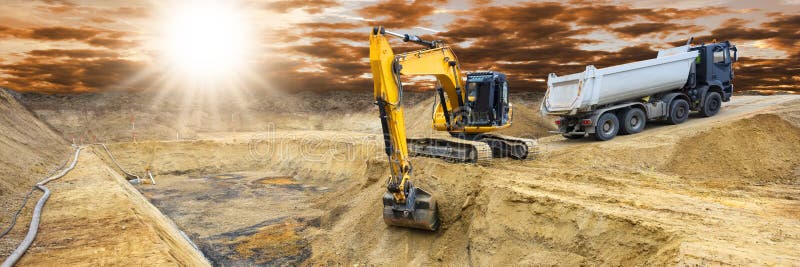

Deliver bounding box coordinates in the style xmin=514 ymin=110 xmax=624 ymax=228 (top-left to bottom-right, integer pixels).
xmin=2 ymin=146 xmax=82 ymax=267
xmin=94 ymin=143 xmax=142 ymax=183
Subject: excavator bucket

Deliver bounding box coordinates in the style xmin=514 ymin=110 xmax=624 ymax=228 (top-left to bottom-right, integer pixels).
xmin=382 ymin=187 xmax=439 ymax=231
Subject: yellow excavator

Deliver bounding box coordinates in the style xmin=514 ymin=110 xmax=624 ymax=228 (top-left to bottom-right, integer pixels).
xmin=370 ymin=27 xmax=538 ymax=230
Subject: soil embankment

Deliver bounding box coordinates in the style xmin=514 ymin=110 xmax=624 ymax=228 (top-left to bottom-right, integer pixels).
xmin=0 ymin=88 xmax=208 ymax=265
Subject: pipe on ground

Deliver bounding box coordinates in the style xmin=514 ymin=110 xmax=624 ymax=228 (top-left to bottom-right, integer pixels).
xmin=2 ymin=146 xmax=82 ymax=267
xmin=94 ymin=143 xmax=142 ymax=183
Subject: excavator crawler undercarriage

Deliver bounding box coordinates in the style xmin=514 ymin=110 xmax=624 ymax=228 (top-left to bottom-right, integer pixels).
xmin=408 ymin=134 xmax=538 ymax=163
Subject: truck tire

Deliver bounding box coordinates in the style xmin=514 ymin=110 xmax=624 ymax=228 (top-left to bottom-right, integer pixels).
xmin=667 ymin=99 xmax=690 ymax=125
xmin=591 ymin=112 xmax=619 ymax=141
xmin=700 ymin=92 xmax=722 ymax=117
xmin=620 ymin=108 xmax=646 ymax=135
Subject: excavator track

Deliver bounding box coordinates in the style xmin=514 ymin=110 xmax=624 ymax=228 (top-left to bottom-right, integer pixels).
xmin=408 ymin=137 xmax=492 ymax=164
xmin=480 ymin=134 xmax=539 ymax=160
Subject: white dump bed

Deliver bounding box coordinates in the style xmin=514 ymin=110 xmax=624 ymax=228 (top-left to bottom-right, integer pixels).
xmin=541 ymin=45 xmax=698 ymax=115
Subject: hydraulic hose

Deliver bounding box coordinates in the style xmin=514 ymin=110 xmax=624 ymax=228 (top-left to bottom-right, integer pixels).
xmin=2 ymin=146 xmax=83 ymax=267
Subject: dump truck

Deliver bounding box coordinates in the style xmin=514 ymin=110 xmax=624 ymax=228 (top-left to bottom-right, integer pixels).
xmin=541 ymin=39 xmax=737 ymax=141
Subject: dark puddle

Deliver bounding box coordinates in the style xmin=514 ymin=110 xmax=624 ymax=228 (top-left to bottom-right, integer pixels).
xmin=199 ymin=217 xmax=319 ymax=266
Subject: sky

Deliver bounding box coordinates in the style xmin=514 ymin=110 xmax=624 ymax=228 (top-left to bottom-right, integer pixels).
xmin=0 ymin=0 xmax=798 ymax=94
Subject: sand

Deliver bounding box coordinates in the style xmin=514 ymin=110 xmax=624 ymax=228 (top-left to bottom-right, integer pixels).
xmin=2 ymin=88 xmax=800 ymax=266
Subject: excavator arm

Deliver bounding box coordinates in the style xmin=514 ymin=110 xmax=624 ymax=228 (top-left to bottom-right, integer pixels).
xmin=370 ymin=26 xmax=440 ymax=231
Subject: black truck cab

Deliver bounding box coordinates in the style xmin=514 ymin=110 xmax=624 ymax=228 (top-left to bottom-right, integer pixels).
xmin=688 ymin=41 xmax=737 ymax=102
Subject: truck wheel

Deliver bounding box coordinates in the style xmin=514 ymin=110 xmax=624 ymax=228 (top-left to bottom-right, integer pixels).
xmin=700 ymin=92 xmax=722 ymax=117
xmin=591 ymin=112 xmax=619 ymax=141
xmin=668 ymin=99 xmax=690 ymax=125
xmin=620 ymin=108 xmax=646 ymax=135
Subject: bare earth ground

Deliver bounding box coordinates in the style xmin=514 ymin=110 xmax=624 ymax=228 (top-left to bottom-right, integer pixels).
xmin=12 ymin=149 xmax=208 ymax=266
xmin=2 ymin=89 xmax=800 ymax=266
xmin=0 ymin=89 xmax=69 ymax=251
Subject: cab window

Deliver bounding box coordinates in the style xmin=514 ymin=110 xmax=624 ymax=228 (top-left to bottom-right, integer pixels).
xmin=501 ymin=81 xmax=508 ymax=103
xmin=713 ymin=48 xmax=726 ymax=63
xmin=466 ymin=82 xmax=478 ymax=100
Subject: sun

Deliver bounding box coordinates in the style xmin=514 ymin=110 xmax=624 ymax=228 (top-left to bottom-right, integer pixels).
xmin=160 ymin=0 xmax=253 ymax=83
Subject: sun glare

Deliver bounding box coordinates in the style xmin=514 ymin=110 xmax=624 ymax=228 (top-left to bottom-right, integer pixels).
xmin=160 ymin=0 xmax=253 ymax=83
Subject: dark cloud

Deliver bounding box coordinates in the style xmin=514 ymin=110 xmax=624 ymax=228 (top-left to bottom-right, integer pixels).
xmin=296 ymin=22 xmax=361 ymax=29
xmin=430 ymin=2 xmax=679 ymax=91
xmin=29 ymin=27 xmax=101 ymax=40
xmin=0 ymin=26 xmax=104 ymax=41
xmin=264 ymin=0 xmax=339 ymax=14
xmin=358 ymin=0 xmax=448 ymax=28
xmin=89 ymin=17 xmax=115 ymax=24
xmin=109 ymin=6 xmax=149 ymax=18
xmin=674 ymin=16 xmax=798 ymax=54
xmin=87 ymin=37 xmax=137 ymax=49
xmin=260 ymin=0 xmax=796 ymax=93
xmin=761 ymin=14 xmax=800 ymax=53
xmin=668 ymin=15 xmax=799 ymax=92
xmin=732 ymin=56 xmax=800 ymax=92
xmin=0 ymin=25 xmax=32 ymax=39
xmin=613 ymin=23 xmax=680 ymax=37
xmin=0 ymin=0 xmax=797 ymax=94
xmin=257 ymin=56 xmax=372 ymax=92
xmin=554 ymin=5 xmax=693 ymax=26
xmin=27 ymin=49 xmax=119 ymax=58
xmin=0 ymin=25 xmax=137 ymax=49
xmin=37 ymin=0 xmax=77 ymax=13
xmin=1 ymin=55 xmax=148 ymax=93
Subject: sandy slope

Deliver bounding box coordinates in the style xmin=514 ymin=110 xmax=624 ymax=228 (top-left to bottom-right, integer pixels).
xmin=0 ymin=88 xmax=69 ymax=257
xmin=14 ymin=148 xmax=209 ymax=266
xmin=0 ymin=89 xmax=207 ymax=265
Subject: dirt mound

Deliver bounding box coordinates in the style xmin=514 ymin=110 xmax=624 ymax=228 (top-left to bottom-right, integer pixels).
xmin=664 ymin=113 xmax=800 ymax=184
xmin=0 ymin=88 xmax=69 ymax=242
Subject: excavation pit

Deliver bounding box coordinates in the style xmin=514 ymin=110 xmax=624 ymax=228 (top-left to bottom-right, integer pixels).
xmin=6 ymin=93 xmax=797 ymax=265
xmin=135 ymin=170 xmax=334 ymax=265
xmin=107 ymin=138 xmax=683 ymax=265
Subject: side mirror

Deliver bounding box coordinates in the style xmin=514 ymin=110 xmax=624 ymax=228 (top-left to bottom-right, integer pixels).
xmin=731 ymin=46 xmax=738 ymax=62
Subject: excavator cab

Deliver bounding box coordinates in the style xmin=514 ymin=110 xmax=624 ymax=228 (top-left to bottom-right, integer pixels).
xmin=465 ymin=72 xmax=510 ymax=127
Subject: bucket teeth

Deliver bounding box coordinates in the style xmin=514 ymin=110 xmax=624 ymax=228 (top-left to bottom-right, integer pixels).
xmin=382 ymin=187 xmax=439 ymax=231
